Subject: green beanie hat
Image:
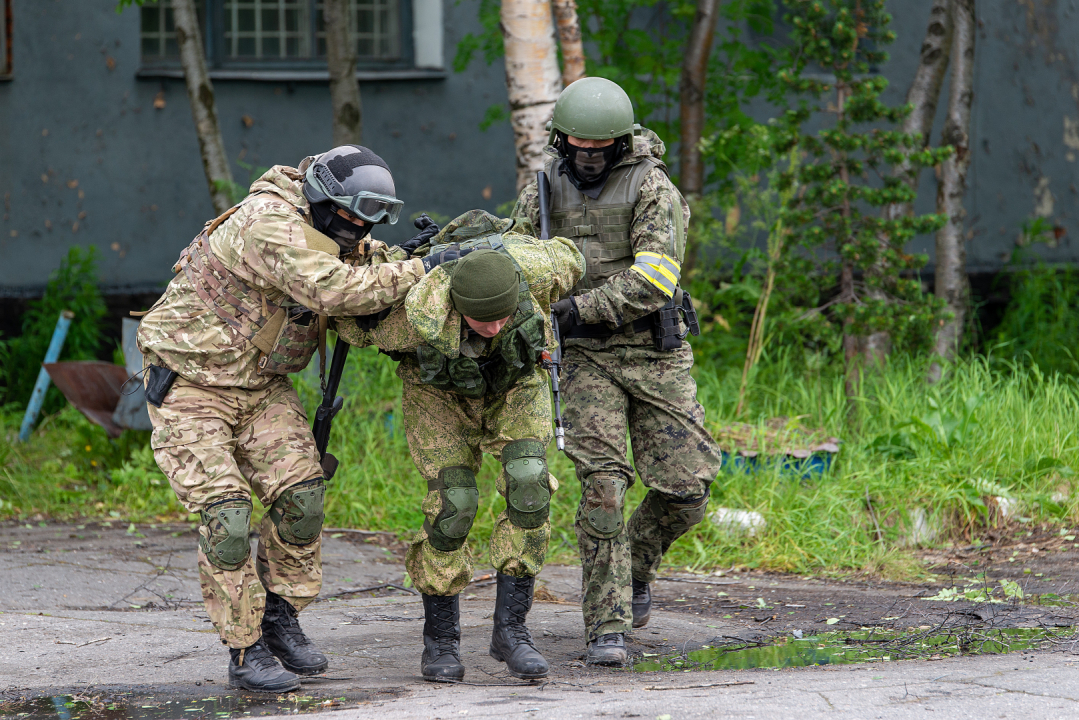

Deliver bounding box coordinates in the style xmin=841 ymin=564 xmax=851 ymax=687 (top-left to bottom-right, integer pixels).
xmin=450 ymin=250 xmax=519 ymax=322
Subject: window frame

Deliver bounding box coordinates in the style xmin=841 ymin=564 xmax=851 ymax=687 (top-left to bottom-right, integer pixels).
xmin=1 ymin=0 xmax=12 ymax=81
xmin=138 ymin=0 xmax=428 ymax=78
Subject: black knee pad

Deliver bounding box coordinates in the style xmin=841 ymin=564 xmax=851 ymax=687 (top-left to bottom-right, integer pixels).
xmin=200 ymin=497 xmax=252 ymax=571
xmin=502 ymin=439 xmax=551 ymax=530
xmin=580 ymin=472 xmax=629 ymax=539
xmin=269 ymin=477 xmax=326 ymax=546
xmin=424 ymin=466 xmax=479 ymax=552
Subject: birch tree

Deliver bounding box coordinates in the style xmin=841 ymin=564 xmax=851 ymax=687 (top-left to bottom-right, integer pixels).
xmin=324 ymin=0 xmax=364 ymax=145
xmin=552 ymin=0 xmax=587 ymax=87
xmin=119 ymin=0 xmax=234 ymax=214
xmin=679 ymin=0 xmax=721 ymax=198
xmin=501 ymin=0 xmax=563 ymax=191
xmin=933 ymin=0 xmax=976 ymax=364
xmin=864 ymin=0 xmax=954 ymax=364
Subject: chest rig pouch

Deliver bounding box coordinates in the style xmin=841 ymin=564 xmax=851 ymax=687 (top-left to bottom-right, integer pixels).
xmin=546 ymin=155 xmax=664 ymax=294
xmin=173 ymin=197 xmax=328 ymax=376
xmin=414 ymin=236 xmax=547 ymax=399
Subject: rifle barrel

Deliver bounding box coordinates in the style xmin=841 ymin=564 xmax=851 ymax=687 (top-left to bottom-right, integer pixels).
xmin=537 ymin=171 xmax=552 ymax=240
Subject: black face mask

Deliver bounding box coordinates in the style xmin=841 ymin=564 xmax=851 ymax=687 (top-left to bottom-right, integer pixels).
xmin=558 ymin=134 xmax=625 ymax=198
xmin=310 ymin=201 xmax=373 ymax=252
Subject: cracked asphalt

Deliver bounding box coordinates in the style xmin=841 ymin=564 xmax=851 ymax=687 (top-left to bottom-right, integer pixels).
xmin=3 ymin=521 xmax=1079 ymax=719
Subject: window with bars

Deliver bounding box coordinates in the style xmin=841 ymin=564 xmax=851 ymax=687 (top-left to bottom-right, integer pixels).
xmin=139 ymin=0 xmax=406 ymax=67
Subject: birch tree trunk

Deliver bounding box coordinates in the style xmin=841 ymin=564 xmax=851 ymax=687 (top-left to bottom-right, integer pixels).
xmin=552 ymin=0 xmax=586 ymax=86
xmin=172 ymin=0 xmax=233 ymax=215
xmin=932 ymin=0 xmax=976 ymax=366
xmin=865 ymin=0 xmax=954 ymax=365
xmin=679 ymin=0 xmax=720 ymax=198
xmin=324 ymin=0 xmax=364 ymax=145
xmin=502 ymin=0 xmax=563 ymax=192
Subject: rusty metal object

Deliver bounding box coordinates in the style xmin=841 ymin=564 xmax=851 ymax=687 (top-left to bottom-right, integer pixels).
xmin=44 ymin=361 xmax=130 ymax=438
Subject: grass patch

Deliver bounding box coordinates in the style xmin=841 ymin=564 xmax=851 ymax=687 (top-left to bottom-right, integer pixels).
xmin=3 ymin=346 xmax=1079 ymax=580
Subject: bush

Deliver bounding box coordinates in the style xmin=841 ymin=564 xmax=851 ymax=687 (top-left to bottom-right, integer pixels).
xmin=0 ymin=246 xmax=106 ymax=415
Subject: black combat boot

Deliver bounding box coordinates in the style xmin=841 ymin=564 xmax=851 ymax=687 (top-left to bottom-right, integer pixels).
xmin=631 ymin=578 xmax=651 ymax=629
xmin=586 ymin=632 xmax=627 ymax=666
xmin=421 ymin=593 xmax=465 ymax=682
xmin=228 ymin=638 xmax=301 ymax=692
xmin=488 ymin=573 xmax=549 ymax=679
xmin=261 ymin=591 xmax=329 ymax=675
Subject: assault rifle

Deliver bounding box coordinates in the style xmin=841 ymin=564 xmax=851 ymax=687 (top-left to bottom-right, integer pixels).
xmin=536 ymin=170 xmax=565 ymax=451
xmin=312 ymin=335 xmax=349 ymax=480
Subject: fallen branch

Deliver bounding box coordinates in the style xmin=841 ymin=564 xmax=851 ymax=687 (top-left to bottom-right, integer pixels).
xmin=644 ymin=681 xmax=755 ymax=691
xmin=320 ymin=583 xmax=418 ymax=600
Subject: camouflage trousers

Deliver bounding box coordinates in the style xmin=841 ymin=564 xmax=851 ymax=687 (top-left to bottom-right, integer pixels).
xmin=563 ymin=343 xmax=722 ymax=641
xmin=148 ymin=376 xmax=324 ymax=648
xmin=398 ymin=361 xmax=557 ymax=597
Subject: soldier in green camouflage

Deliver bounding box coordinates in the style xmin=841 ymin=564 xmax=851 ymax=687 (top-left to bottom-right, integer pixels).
xmin=512 ymin=78 xmax=723 ymax=666
xmin=336 ymin=209 xmax=584 ymax=682
xmin=138 ymin=146 xmax=430 ymax=692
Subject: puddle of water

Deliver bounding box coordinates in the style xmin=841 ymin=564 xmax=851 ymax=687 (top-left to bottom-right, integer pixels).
xmin=0 ymin=692 xmax=360 ymax=720
xmin=634 ymin=627 xmax=1074 ymax=672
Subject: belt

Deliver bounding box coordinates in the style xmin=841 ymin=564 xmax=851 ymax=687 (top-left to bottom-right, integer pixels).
xmin=565 ymin=314 xmax=653 ymax=340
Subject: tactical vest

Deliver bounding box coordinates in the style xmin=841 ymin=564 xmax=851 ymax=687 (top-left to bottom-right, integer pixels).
xmin=545 ymin=155 xmax=665 ymax=295
xmin=172 ymin=196 xmax=329 ymax=377
xmin=412 ymin=235 xmax=547 ymax=399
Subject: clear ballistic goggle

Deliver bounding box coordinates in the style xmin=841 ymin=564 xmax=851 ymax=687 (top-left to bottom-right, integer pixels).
xmin=306 ymin=163 xmax=404 ymax=225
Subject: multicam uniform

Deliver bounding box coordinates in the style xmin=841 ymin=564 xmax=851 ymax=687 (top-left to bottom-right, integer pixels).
xmin=336 ymin=211 xmax=584 ymax=597
xmin=137 ymin=163 xmax=424 ymax=648
xmin=513 ymin=130 xmax=723 ymax=642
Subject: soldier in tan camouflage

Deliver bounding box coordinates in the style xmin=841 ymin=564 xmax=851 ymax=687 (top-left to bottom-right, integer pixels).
xmin=137 ymin=146 xmax=432 ymax=693
xmin=336 ymin=209 xmax=584 ymax=682
xmin=513 ymin=79 xmax=723 ymax=666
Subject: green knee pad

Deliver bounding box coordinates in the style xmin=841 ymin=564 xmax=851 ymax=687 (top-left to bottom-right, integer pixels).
xmin=581 ymin=473 xmax=628 ymax=539
xmin=425 ymin=467 xmax=479 ymax=552
xmin=646 ymin=490 xmax=710 ymax=535
xmin=199 ymin=498 xmax=252 ymax=571
xmin=502 ymin=439 xmax=551 ymax=530
xmin=269 ymin=477 xmax=326 ymax=546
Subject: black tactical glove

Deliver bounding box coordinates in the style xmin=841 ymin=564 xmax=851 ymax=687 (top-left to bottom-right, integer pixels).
xmin=400 ymin=214 xmax=440 ymax=257
xmin=353 ymin=306 xmax=393 ymax=331
xmin=551 ymin=297 xmax=580 ymax=337
xmin=421 ymin=243 xmax=476 ymax=273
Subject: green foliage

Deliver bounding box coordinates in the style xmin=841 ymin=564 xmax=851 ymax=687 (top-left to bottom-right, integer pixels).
xmin=771 ymin=0 xmax=951 ymax=351
xmin=0 ymin=247 xmax=107 ymax=414
xmin=991 ymin=256 xmax=1079 ymax=376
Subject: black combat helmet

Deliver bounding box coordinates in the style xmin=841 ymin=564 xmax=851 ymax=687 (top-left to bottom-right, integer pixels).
xmin=303 ymin=145 xmax=404 ymax=250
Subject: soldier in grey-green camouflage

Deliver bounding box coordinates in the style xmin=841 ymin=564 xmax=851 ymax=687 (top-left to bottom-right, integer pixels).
xmin=514 ymin=128 xmax=723 ymax=646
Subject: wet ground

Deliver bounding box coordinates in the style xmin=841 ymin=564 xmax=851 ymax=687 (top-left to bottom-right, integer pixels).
xmin=3 ymin=520 xmax=1079 ymax=719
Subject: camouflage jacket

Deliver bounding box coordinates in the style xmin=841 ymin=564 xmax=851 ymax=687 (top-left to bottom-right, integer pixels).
xmin=336 ymin=211 xmax=584 ymax=362
xmin=137 ymin=162 xmax=424 ymax=389
xmin=511 ymin=129 xmax=690 ymax=348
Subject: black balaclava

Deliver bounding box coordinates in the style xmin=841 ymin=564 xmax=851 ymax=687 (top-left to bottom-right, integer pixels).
xmin=557 ymin=132 xmax=627 ymax=199
xmin=308 ymin=201 xmax=373 ymax=252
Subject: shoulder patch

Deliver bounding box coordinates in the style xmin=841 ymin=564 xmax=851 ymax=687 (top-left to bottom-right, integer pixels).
xmin=301 ymin=224 xmax=342 ymax=256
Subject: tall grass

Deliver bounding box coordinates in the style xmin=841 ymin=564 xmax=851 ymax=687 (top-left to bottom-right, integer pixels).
xmin=3 ymin=344 xmax=1078 ymax=580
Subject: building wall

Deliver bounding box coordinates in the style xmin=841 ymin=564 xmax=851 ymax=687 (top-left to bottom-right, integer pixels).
xmin=0 ymin=0 xmax=515 ymax=295
xmin=1 ymin=0 xmax=1078 ymax=296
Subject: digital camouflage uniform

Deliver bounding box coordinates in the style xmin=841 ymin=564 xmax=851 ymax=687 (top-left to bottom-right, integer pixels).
xmin=138 ymin=162 xmax=424 ymax=648
xmin=513 ymin=130 xmax=723 ymax=642
xmin=336 ymin=211 xmax=584 ymax=597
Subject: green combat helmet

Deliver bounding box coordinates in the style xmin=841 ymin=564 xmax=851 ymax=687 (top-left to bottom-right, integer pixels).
xmin=548 ymin=77 xmax=636 ymax=145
